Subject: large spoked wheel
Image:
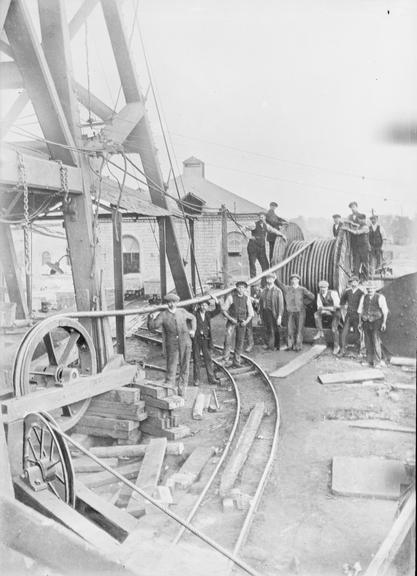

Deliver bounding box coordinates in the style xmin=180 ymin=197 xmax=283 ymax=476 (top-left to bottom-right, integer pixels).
xmin=13 ymin=318 xmax=97 ymax=431
xmin=23 ymin=411 xmax=75 ymax=506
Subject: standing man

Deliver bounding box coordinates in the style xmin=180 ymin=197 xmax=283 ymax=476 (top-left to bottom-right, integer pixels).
xmin=259 ymin=273 xmax=284 ymax=350
xmin=246 ymin=213 xmax=285 ymax=281
xmin=358 ymin=282 xmax=389 ymax=368
xmin=313 ymin=280 xmax=341 ymax=354
xmin=368 ymin=215 xmax=387 ymax=275
xmin=266 ymin=202 xmax=287 ymax=262
xmin=339 ymin=275 xmax=364 ymax=356
xmin=332 ymin=214 xmax=342 ymax=237
xmin=193 ymin=296 xmax=221 ymax=386
xmin=148 ymin=294 xmax=196 ymax=397
xmin=342 ymin=208 xmax=370 ymax=280
xmin=222 ymin=280 xmax=254 ymax=367
xmin=276 ymin=273 xmax=315 ymax=351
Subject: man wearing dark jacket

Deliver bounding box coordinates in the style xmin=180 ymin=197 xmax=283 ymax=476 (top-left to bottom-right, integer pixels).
xmin=358 ymin=282 xmax=389 ymax=368
xmin=222 ymin=280 xmax=254 ymax=367
xmin=246 ymin=213 xmax=285 ymax=281
xmin=259 ymin=273 xmax=284 ymax=350
xmin=276 ymin=273 xmax=315 ymax=351
xmin=339 ymin=275 xmax=364 ymax=356
xmin=193 ymin=296 xmax=221 ymax=386
xmin=266 ymin=202 xmax=287 ymax=262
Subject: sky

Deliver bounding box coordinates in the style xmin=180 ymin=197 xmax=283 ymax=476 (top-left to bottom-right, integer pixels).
xmin=3 ymin=0 xmax=417 ymax=219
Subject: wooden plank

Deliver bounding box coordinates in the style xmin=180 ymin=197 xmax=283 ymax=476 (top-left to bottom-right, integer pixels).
xmin=331 ymin=456 xmax=409 ymax=500
xmin=0 ymin=223 xmax=28 ymax=319
xmin=75 ymin=424 xmax=139 ymax=441
xmin=73 ymin=457 xmax=118 ymax=473
xmin=364 ymin=490 xmax=415 ymax=576
xmin=166 ymin=446 xmax=214 ymax=490
xmin=2 ymin=364 xmax=137 ymax=423
xmin=270 ymin=344 xmax=326 ymax=378
xmin=141 ymin=394 xmax=184 ymax=410
xmin=81 ymin=461 xmax=141 ymax=488
xmin=14 ymin=477 xmax=121 ymax=554
xmin=0 ymin=416 xmax=13 ymax=497
xmin=98 ymin=386 xmax=141 ymax=404
xmin=390 ymin=383 xmax=416 ymax=392
xmin=80 ymin=415 xmax=140 ymax=432
xmin=140 ymin=423 xmax=190 ymax=440
xmin=87 ymin=400 xmax=146 ymax=420
xmin=390 ymin=356 xmax=416 ymax=368
xmin=318 ymin=368 xmax=385 ymax=385
xmin=349 ymin=421 xmax=416 ymax=434
xmin=136 ymin=382 xmax=174 ymax=399
xmin=192 ymin=393 xmax=208 ymax=420
xmin=89 ymin=442 xmax=184 ymax=459
xmin=75 ymin=480 xmax=138 ymax=539
xmin=219 ymin=402 xmax=265 ymax=497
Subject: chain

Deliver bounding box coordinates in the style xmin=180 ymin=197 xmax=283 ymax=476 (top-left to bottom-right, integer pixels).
xmin=58 ymin=160 xmax=70 ymax=206
xmin=17 ymin=152 xmax=31 ymax=275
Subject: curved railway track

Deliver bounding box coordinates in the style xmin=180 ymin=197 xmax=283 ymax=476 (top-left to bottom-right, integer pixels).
xmin=134 ymin=328 xmax=281 ymax=563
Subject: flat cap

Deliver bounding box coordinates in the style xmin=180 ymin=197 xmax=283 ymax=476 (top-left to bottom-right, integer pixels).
xmin=348 ymin=201 xmax=358 ymax=208
xmin=289 ymin=273 xmax=300 ymax=280
xmin=269 ymin=201 xmax=278 ymax=208
xmin=349 ymin=275 xmax=359 ymax=283
xmin=365 ymin=281 xmax=378 ymax=290
xmin=164 ymin=293 xmax=180 ymax=303
xmin=235 ymin=280 xmax=248 ymax=288
xmin=332 ymin=213 xmax=341 ymax=219
xmin=318 ymin=280 xmax=329 ymax=288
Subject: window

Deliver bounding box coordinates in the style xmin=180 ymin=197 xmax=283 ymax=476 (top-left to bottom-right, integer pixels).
xmin=122 ymin=235 xmax=140 ymax=274
xmin=227 ymin=232 xmax=243 ymax=256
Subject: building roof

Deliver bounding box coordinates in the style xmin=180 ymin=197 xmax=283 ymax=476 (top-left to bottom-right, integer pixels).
xmin=99 ymin=179 xmax=179 ymax=217
xmin=168 ymin=157 xmax=263 ymax=214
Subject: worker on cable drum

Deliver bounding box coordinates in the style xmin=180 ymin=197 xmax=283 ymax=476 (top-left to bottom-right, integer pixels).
xmin=244 ymin=213 xmax=286 ymax=285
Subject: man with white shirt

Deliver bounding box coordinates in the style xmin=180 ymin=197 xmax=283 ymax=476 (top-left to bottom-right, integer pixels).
xmin=368 ymin=215 xmax=387 ymax=275
xmin=192 ymin=296 xmax=221 ymax=386
xmin=245 ymin=213 xmax=286 ymax=282
xmin=358 ymin=281 xmax=389 ymax=368
xmin=339 ymin=275 xmax=364 ymax=356
xmin=313 ymin=280 xmax=341 ymax=354
xmin=222 ymin=280 xmax=254 ymax=367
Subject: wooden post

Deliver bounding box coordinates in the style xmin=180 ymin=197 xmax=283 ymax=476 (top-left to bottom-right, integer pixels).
xmin=189 ymin=217 xmax=196 ymax=295
xmin=0 ymin=223 xmax=28 ymax=319
xmin=158 ymin=217 xmax=167 ymax=299
xmin=112 ymin=209 xmax=125 ymax=356
xmin=221 ymin=204 xmax=228 ymax=288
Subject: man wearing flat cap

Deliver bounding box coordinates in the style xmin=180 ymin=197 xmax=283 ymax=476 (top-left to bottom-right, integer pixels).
xmin=259 ymin=272 xmax=284 ymax=350
xmin=245 ymin=213 xmax=286 ymax=283
xmin=148 ymin=293 xmax=196 ymax=397
xmin=276 ymin=273 xmax=314 ymax=351
xmin=358 ymin=281 xmax=389 ymax=368
xmin=313 ymin=280 xmax=341 ymax=354
xmin=339 ymin=275 xmax=364 ymax=356
xmin=222 ymin=280 xmax=254 ymax=366
xmin=332 ymin=214 xmax=342 ymax=237
xmin=342 ymin=202 xmax=370 ymax=279
xmin=192 ymin=295 xmax=221 ymax=386
xmin=266 ymin=202 xmax=287 ymax=262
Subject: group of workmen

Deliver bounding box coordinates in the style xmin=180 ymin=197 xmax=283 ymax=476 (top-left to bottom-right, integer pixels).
xmin=332 ymin=201 xmax=387 ymax=279
xmin=148 ymin=270 xmax=389 ymax=398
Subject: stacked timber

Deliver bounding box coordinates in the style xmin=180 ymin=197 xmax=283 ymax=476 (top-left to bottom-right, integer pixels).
xmin=76 ymin=386 xmax=147 ymax=444
xmin=135 ymin=381 xmax=191 ymax=440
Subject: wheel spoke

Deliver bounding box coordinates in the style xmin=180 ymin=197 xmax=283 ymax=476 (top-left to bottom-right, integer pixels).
xmin=59 ymin=332 xmax=80 ymax=366
xmin=44 ymin=332 xmax=58 ymax=366
xmin=49 ymin=439 xmax=54 ymax=460
xmin=47 ymin=459 xmax=61 ymax=470
xmin=61 ymin=405 xmax=73 ymax=417
xmin=47 ymin=481 xmax=60 ymax=498
xmin=27 ymin=438 xmax=38 ymax=460
xmin=55 ymin=474 xmax=65 ymax=484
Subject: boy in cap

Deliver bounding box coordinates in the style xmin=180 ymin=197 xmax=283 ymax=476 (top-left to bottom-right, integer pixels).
xmin=313 ymin=280 xmax=341 ymax=354
xmin=339 ymin=275 xmax=364 ymax=356
xmin=193 ymin=295 xmax=221 ymax=386
xmin=148 ymin=293 xmax=196 ymax=397
xmin=358 ymin=281 xmax=389 ymax=368
xmin=266 ymin=202 xmax=287 ymax=262
xmin=276 ymin=273 xmax=314 ymax=351
xmin=259 ymin=272 xmax=284 ymax=350
xmin=222 ymin=280 xmax=254 ymax=366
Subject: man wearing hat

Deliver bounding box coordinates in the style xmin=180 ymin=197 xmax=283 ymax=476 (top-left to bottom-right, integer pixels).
xmin=342 ymin=204 xmax=370 ymax=279
xmin=259 ymin=272 xmax=284 ymax=350
xmin=222 ymin=280 xmax=254 ymax=366
xmin=339 ymin=275 xmax=364 ymax=356
xmin=313 ymin=280 xmax=341 ymax=354
xmin=276 ymin=273 xmax=315 ymax=351
xmin=368 ymin=215 xmax=387 ymax=275
xmin=358 ymin=281 xmax=389 ymax=368
xmin=245 ymin=213 xmax=285 ymax=282
xmin=332 ymin=214 xmax=342 ymax=237
xmin=193 ymin=295 xmax=221 ymax=386
xmin=266 ymin=202 xmax=287 ymax=262
xmin=148 ymin=293 xmax=196 ymax=397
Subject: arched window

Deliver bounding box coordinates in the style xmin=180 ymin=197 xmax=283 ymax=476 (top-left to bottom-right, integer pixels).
xmin=122 ymin=235 xmax=140 ymax=274
xmin=42 ymin=251 xmax=51 ymax=265
xmin=227 ymin=232 xmax=243 ymax=256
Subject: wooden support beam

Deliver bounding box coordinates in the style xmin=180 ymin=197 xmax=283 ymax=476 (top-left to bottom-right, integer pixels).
xmin=158 ymin=217 xmax=167 ymax=298
xmin=103 ymin=102 xmax=144 ymax=145
xmin=68 ymin=0 xmax=99 ymax=38
xmin=0 ymin=222 xmax=28 ymax=319
xmin=89 ymin=442 xmax=184 ymax=459
xmin=4 ymin=0 xmax=77 ymax=166
xmin=0 ymin=61 xmax=22 ymax=89
xmin=112 ymin=209 xmax=125 ymax=356
xmin=1 ymin=363 xmax=137 ymax=423
xmin=0 ymin=0 xmax=11 ymax=33
xmin=74 ymin=80 xmax=113 ymax=120
xmin=189 ymin=217 xmax=196 ymax=295
xmin=101 ymin=0 xmax=192 ymax=301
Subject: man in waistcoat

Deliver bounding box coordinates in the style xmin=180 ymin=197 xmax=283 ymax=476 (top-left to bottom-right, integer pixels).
xmin=368 ymin=215 xmax=387 ymax=275
xmin=246 ymin=213 xmax=285 ymax=282
xmin=342 ymin=206 xmax=370 ymax=280
xmin=148 ymin=293 xmax=196 ymax=397
xmin=222 ymin=280 xmax=254 ymax=367
xmin=339 ymin=275 xmax=364 ymax=356
xmin=266 ymin=202 xmax=287 ymax=262
xmin=358 ymin=281 xmax=389 ymax=368
xmin=193 ymin=296 xmax=221 ymax=386
xmin=313 ymin=280 xmax=341 ymax=354
xmin=276 ymin=273 xmax=315 ymax=351
xmin=332 ymin=214 xmax=342 ymax=237
xmin=259 ymin=272 xmax=284 ymax=350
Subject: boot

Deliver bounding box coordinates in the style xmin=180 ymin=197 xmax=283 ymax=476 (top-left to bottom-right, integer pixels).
xmin=333 ymin=344 xmax=340 ymax=355
xmin=313 ymin=330 xmax=324 ymax=341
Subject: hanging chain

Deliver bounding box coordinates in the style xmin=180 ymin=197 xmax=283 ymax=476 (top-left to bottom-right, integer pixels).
xmin=57 ymin=160 xmax=70 ymax=207
xmin=17 ymin=152 xmax=31 ymax=275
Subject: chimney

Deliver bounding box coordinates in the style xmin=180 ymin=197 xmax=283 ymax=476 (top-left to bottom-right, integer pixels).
xmin=183 ymin=156 xmax=205 ymax=179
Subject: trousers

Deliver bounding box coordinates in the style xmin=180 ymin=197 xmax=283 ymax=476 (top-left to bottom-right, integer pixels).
xmin=314 ymin=309 xmax=341 ymax=345
xmin=287 ymin=309 xmax=306 ymax=350
xmin=340 ymin=312 xmax=361 ymax=352
xmin=165 ymin=336 xmax=192 ymax=392
xmin=263 ymin=308 xmax=280 ymax=349
xmin=193 ymin=337 xmax=215 ymax=382
xmin=370 ymin=248 xmax=383 ymax=274
xmin=223 ymin=322 xmax=246 ymax=364
xmin=362 ymin=319 xmax=383 ymax=365
xmin=247 ymin=241 xmax=269 ymax=281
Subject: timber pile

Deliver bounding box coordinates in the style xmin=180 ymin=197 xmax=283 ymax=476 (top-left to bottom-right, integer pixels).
xmin=76 ymin=386 xmax=147 ymax=443
xmin=135 ymin=381 xmax=191 ymax=440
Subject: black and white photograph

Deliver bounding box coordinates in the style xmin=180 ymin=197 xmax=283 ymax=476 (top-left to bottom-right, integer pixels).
xmin=0 ymin=1 xmax=416 ymax=575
